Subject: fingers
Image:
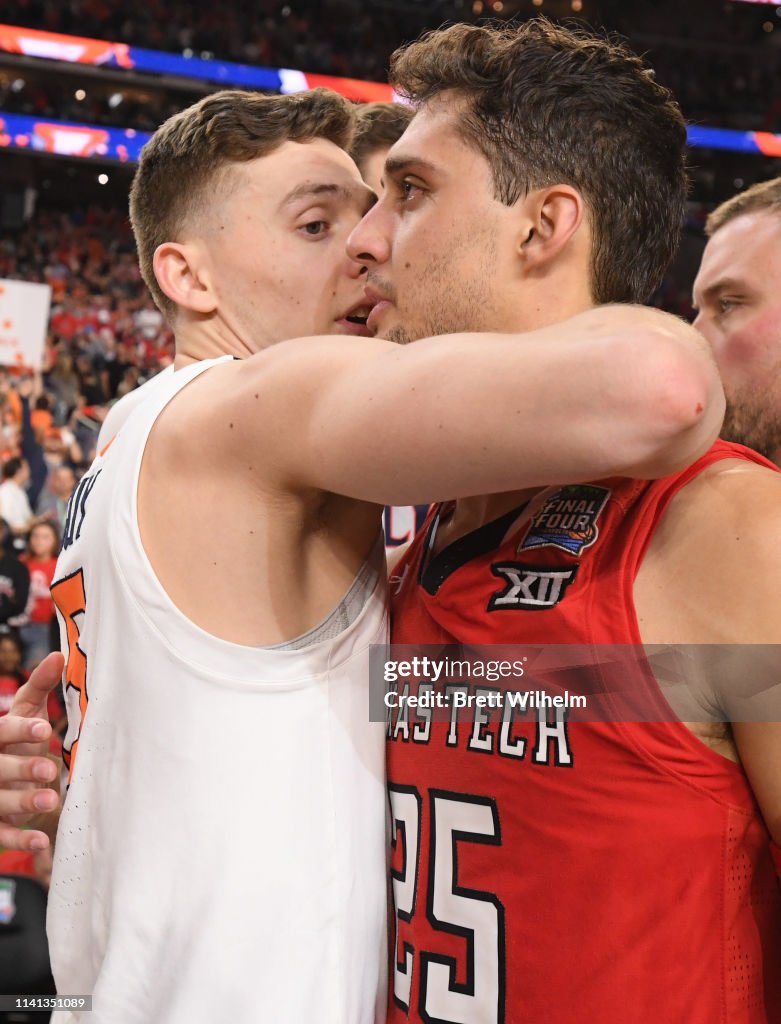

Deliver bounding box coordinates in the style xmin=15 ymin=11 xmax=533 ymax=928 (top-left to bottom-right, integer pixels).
xmin=10 ymin=652 xmax=64 ymax=718
xmin=0 ymin=751 xmax=58 ymax=786
xmin=0 ymin=782 xmax=58 ymax=822
xmin=0 ymin=714 xmax=51 ymax=747
xmin=0 ymin=821 xmax=51 ymax=852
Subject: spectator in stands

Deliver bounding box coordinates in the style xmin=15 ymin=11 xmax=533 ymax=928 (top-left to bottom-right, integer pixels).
xmin=36 ymin=465 xmax=76 ymax=534
xmin=40 ymin=426 xmax=83 ymax=473
xmin=19 ymin=523 xmax=60 ymax=671
xmin=0 ymin=519 xmax=29 ymax=629
xmin=30 ymin=396 xmax=54 ymax=437
xmin=0 ymin=373 xmax=23 ymax=461
xmin=0 ymin=631 xmax=26 ymax=716
xmin=0 ymin=458 xmax=34 ymax=538
xmin=47 ymin=352 xmax=81 ymax=422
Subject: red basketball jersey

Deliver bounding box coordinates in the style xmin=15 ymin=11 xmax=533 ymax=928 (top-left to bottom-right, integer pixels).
xmin=387 ymin=441 xmax=781 ymax=1024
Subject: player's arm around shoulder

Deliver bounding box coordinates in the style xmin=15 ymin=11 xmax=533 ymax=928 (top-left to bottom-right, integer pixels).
xmin=208 ymin=306 xmax=724 ymax=508
xmin=648 ymin=460 xmax=781 ymax=848
xmin=143 ymin=357 xmax=312 ymax=508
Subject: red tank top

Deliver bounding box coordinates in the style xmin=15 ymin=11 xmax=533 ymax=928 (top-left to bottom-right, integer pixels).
xmin=387 ymin=441 xmax=781 ymax=1024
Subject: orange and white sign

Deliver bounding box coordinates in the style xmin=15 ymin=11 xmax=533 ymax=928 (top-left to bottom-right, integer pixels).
xmin=0 ymin=278 xmax=52 ymax=368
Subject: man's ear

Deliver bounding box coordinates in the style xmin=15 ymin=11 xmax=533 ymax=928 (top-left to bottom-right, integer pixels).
xmin=517 ymin=185 xmax=585 ymax=270
xmin=152 ymin=241 xmax=217 ymax=316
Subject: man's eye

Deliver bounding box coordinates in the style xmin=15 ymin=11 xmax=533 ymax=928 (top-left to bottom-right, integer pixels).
xmin=718 ymin=298 xmax=737 ymax=315
xmin=399 ymin=181 xmax=423 ymax=203
xmin=300 ymin=221 xmax=328 ymax=236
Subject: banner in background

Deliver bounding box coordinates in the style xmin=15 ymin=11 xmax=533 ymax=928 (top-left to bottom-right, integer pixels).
xmin=0 ymin=112 xmax=144 ymax=161
xmin=0 ymin=23 xmax=395 ymax=102
xmin=0 ymin=278 xmax=52 ymax=368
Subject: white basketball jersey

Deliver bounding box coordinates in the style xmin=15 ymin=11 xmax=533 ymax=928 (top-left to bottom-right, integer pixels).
xmin=47 ymin=356 xmax=389 ymax=1023
xmin=95 ymin=364 xmax=174 ymax=452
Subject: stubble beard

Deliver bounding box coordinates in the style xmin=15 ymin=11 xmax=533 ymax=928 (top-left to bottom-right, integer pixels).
xmin=721 ymin=390 xmax=781 ymax=467
xmin=376 ymin=227 xmax=501 ymax=346
xmin=386 ymin=325 xmax=414 ymax=346
xmin=386 ymin=313 xmax=453 ymax=347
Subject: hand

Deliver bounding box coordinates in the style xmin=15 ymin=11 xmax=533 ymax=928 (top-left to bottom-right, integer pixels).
xmin=0 ymin=652 xmax=64 ymax=851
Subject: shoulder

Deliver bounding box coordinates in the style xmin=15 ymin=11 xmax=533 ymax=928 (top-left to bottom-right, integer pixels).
xmin=653 ymin=457 xmax=781 ymax=641
xmin=143 ymin=360 xmax=243 ymax=470
xmin=655 ymin=456 xmax=781 ymax=557
xmin=97 ymin=366 xmax=175 ymax=448
xmin=669 ymin=457 xmax=781 ymax=530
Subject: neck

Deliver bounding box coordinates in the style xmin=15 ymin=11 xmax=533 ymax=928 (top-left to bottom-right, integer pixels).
xmin=446 ymin=291 xmax=595 ymax=530
xmin=446 ymin=489 xmax=540 ymax=539
xmin=173 ymin=316 xmax=259 ymax=369
xmin=511 ymin=289 xmax=594 ymax=335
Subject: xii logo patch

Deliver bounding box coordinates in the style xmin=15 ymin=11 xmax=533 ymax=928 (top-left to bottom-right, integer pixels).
xmin=488 ymin=562 xmax=578 ymax=610
xmin=518 ymin=484 xmax=610 ymax=557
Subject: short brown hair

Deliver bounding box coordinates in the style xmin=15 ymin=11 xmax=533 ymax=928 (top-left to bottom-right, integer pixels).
xmin=390 ymin=19 xmax=688 ymax=304
xmin=350 ymin=102 xmax=415 ymax=175
xmin=129 ymin=88 xmax=356 ymax=321
xmin=706 ymin=176 xmax=781 ymax=236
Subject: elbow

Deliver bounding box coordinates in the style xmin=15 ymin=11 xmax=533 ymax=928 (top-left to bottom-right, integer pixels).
xmin=624 ymin=328 xmax=726 ymax=479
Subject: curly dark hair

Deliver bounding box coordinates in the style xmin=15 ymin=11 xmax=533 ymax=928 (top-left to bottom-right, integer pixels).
xmin=390 ymin=19 xmax=688 ymax=304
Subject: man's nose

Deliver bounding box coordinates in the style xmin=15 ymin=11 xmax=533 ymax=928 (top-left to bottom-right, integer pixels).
xmin=347 ymin=204 xmax=391 ymax=268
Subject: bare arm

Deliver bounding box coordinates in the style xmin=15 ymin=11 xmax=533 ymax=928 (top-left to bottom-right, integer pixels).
xmin=718 ymin=474 xmax=781 ymax=848
xmin=639 ymin=466 xmax=781 ymax=848
xmin=221 ymin=304 xmax=723 ymax=506
xmin=732 ymin=724 xmax=781 ymax=847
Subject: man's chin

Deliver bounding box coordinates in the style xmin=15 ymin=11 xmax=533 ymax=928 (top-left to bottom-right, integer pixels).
xmin=385 ymin=324 xmax=415 ymax=346
xmin=722 ymin=400 xmax=781 ymax=464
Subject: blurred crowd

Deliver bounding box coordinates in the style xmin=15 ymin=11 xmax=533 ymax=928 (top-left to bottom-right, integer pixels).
xmin=0 ymin=202 xmax=173 ymax=725
xmin=0 ymin=74 xmax=186 ymax=133
xmin=2 ymin=0 xmax=781 ymax=131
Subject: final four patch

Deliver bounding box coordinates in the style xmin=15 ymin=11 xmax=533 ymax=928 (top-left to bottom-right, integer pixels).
xmin=518 ymin=484 xmax=610 ymax=556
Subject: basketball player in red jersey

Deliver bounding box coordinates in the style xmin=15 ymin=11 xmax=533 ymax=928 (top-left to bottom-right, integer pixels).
xmin=347 ymin=21 xmax=781 ymax=1024
xmin=693 ymin=176 xmax=781 ymax=468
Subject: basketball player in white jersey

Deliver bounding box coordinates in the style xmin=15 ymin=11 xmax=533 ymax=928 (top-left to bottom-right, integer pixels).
xmin=0 ymin=87 xmax=721 ymax=1023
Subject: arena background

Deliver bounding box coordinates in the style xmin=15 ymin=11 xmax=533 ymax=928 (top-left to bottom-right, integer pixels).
xmin=0 ymin=0 xmax=780 ymax=1012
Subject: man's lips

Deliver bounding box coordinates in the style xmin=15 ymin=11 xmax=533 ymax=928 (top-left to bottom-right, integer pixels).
xmin=366 ymin=300 xmax=392 ymax=333
xmin=336 ymin=316 xmax=373 ymax=337
xmin=336 ymin=299 xmax=374 ymax=337
xmin=362 ymin=286 xmax=393 ymax=333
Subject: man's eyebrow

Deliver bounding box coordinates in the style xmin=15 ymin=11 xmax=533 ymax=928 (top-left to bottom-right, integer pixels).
xmin=694 ymin=277 xmax=745 ymax=306
xmin=279 ymin=181 xmax=374 ymax=210
xmin=383 ymin=156 xmax=440 ymax=178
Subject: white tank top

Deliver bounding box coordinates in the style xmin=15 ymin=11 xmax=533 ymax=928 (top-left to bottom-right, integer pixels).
xmin=47 ymin=356 xmax=389 ymax=1024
